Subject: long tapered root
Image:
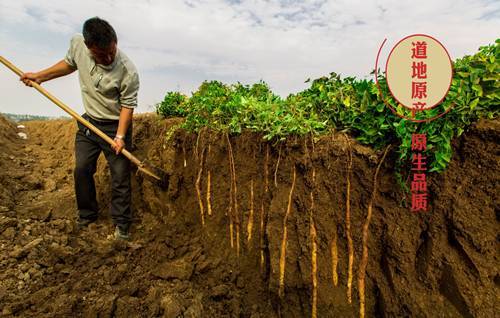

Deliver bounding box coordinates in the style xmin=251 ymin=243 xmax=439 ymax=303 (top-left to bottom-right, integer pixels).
xmin=226 ymin=135 xmax=235 ymax=249
xmin=247 ymin=179 xmax=255 ymax=243
xmin=231 ymin=150 xmax=240 ymax=256
xmin=195 ymin=145 xmax=206 ymax=226
xmin=278 ymin=165 xmax=296 ymax=299
xmin=206 ymin=144 xmax=212 ymax=217
xmin=310 ymin=168 xmax=318 ymax=318
xmin=260 ymin=145 xmax=270 ymax=269
xmin=206 ymin=171 xmax=212 ymax=216
xmin=226 ymin=133 xmax=240 ymax=256
xmin=358 ymin=145 xmax=391 ymax=318
xmin=344 ymin=134 xmax=354 ymax=304
xmin=311 ymin=219 xmax=318 ymax=318
xmin=328 ymin=133 xmax=339 ymax=287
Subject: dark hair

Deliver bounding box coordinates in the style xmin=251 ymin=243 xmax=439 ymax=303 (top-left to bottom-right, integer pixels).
xmin=82 ymin=17 xmax=117 ymax=49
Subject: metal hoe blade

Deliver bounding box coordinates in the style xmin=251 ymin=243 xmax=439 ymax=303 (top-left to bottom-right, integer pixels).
xmin=137 ymin=160 xmax=169 ymax=190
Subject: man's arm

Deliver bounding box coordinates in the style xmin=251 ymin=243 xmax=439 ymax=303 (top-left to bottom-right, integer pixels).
xmin=20 ymin=60 xmax=76 ymax=87
xmin=112 ymin=107 xmax=134 ymax=154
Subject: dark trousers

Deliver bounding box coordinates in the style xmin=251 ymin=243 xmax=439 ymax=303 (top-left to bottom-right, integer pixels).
xmin=74 ymin=114 xmax=132 ymax=230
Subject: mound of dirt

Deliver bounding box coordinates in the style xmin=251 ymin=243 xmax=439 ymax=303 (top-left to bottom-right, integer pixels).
xmin=0 ymin=115 xmax=18 ymax=149
xmin=0 ymin=113 xmax=498 ymax=317
xmin=0 ymin=115 xmax=26 ymax=211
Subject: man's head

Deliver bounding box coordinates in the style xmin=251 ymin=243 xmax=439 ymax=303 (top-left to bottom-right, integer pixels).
xmin=83 ymin=17 xmax=117 ymax=66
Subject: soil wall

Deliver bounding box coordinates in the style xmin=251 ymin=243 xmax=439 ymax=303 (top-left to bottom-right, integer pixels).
xmin=130 ymin=115 xmax=499 ymax=317
xmin=0 ymin=114 xmax=498 ymax=317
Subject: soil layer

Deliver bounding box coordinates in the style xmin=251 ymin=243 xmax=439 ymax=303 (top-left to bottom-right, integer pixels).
xmin=0 ymin=114 xmax=498 ymax=317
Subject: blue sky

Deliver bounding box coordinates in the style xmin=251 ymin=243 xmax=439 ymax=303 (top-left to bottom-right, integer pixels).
xmin=0 ymin=0 xmax=498 ymax=116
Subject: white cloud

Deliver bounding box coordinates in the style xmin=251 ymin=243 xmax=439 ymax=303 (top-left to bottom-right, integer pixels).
xmin=0 ymin=0 xmax=498 ymax=116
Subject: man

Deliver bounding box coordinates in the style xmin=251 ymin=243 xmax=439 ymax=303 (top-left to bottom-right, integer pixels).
xmin=21 ymin=17 xmax=139 ymax=240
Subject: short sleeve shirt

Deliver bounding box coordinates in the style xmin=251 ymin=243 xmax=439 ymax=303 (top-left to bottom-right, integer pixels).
xmin=64 ymin=34 xmax=139 ymax=120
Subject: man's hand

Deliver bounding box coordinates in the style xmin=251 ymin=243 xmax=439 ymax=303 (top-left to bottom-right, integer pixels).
xmin=112 ymin=137 xmax=125 ymax=155
xmin=19 ymin=60 xmax=75 ymax=87
xmin=20 ymin=72 xmax=43 ymax=87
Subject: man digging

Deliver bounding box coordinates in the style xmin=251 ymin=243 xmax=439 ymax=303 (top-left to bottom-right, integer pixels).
xmin=21 ymin=17 xmax=139 ymax=240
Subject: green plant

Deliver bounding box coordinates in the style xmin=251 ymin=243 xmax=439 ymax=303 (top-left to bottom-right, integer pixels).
xmin=156 ymin=92 xmax=188 ymax=117
xmin=156 ymin=40 xmax=499 ymax=173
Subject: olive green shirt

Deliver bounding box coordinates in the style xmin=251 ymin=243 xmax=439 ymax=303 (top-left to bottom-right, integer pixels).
xmin=64 ymin=34 xmax=139 ymax=121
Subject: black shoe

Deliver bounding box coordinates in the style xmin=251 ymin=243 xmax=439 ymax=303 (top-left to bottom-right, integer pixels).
xmin=77 ymin=217 xmax=96 ymax=229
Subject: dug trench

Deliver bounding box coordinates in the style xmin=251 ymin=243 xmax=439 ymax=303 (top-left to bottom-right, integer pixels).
xmin=0 ymin=113 xmax=498 ymax=317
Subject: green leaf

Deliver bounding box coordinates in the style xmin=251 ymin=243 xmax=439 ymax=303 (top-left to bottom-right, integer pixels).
xmin=343 ymin=96 xmax=351 ymax=107
xmin=472 ymin=84 xmax=483 ymax=96
xmin=469 ymin=98 xmax=479 ymax=110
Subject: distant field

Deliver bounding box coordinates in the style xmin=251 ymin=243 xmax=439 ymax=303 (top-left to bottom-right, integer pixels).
xmin=0 ymin=112 xmax=69 ymax=122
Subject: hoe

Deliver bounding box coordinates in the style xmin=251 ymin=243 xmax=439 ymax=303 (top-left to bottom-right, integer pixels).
xmin=0 ymin=56 xmax=169 ymax=190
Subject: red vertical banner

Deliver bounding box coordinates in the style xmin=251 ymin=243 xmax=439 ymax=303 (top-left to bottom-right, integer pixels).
xmin=410 ymin=133 xmax=428 ymax=211
xmin=378 ymin=34 xmax=454 ymax=212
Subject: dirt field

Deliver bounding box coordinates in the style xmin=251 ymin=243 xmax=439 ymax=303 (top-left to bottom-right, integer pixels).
xmin=0 ymin=114 xmax=498 ymax=317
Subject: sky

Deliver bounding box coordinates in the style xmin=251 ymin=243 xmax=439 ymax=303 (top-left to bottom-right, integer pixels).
xmin=0 ymin=0 xmax=498 ymax=117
